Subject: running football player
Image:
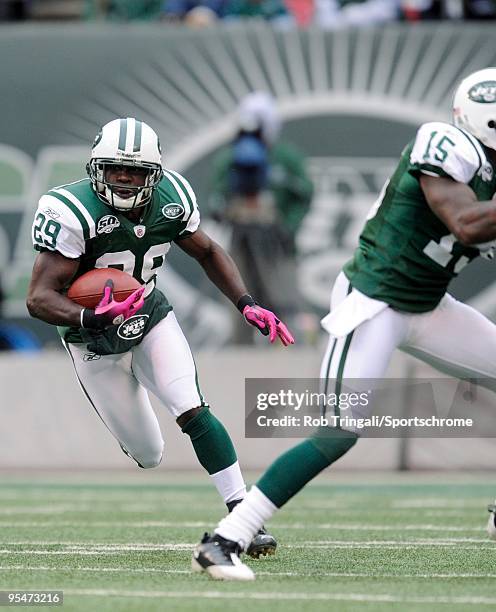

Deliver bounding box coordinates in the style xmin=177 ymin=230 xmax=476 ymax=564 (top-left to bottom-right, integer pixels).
xmin=26 ymin=117 xmax=294 ymax=558
xmin=192 ymin=67 xmax=496 ymax=579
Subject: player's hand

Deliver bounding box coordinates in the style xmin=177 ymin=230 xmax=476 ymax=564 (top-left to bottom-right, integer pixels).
xmin=242 ymin=305 xmax=295 ymax=346
xmin=81 ymin=279 xmax=145 ymax=330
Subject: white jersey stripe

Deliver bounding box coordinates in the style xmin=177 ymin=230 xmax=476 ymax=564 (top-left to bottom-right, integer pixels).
xmin=53 ymin=178 xmax=88 ymax=189
xmin=167 ymin=169 xmax=198 ymax=211
xmin=52 ymin=188 xmax=96 ymax=239
xmin=162 ymin=170 xmax=191 ymax=219
xmin=36 ymin=194 xmax=86 ymax=257
xmin=456 ymin=127 xmax=486 ymax=168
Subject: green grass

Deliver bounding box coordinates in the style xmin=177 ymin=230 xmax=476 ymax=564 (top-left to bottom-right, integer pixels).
xmin=0 ymin=471 xmax=494 ymax=611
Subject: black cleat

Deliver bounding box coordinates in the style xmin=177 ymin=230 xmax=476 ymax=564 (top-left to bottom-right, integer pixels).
xmin=192 ymin=533 xmax=255 ymax=580
xmin=246 ymin=526 xmax=277 ymax=559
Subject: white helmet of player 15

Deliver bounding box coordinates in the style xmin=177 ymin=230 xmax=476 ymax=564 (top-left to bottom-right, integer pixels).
xmin=87 ymin=117 xmax=162 ymax=211
xmin=453 ymin=67 xmax=496 ymax=151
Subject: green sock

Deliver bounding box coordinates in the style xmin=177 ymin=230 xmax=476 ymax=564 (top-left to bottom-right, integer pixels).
xmin=181 ymin=407 xmax=237 ymax=474
xmin=257 ymin=427 xmax=358 ymax=508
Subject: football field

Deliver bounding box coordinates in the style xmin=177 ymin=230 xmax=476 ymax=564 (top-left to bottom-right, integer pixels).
xmin=0 ymin=471 xmax=495 ymax=612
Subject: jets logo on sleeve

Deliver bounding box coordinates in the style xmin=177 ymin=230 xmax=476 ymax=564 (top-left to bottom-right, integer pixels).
xmin=162 ymin=203 xmax=185 ymax=220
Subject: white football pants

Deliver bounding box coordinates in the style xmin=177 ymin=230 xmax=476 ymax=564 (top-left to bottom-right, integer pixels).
xmin=321 ymin=272 xmax=496 ymax=429
xmin=63 ymin=312 xmax=204 ymax=468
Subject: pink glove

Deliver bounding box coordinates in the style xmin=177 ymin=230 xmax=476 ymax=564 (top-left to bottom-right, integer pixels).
xmin=243 ymin=305 xmax=295 ymax=346
xmin=81 ymin=280 xmax=145 ymax=330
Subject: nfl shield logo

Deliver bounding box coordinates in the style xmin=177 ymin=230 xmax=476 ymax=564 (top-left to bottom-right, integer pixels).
xmin=134 ymin=225 xmax=146 ymax=238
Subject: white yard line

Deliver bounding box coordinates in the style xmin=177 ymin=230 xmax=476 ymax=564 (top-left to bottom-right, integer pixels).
xmin=301 ymin=537 xmax=487 ymax=544
xmin=62 ymin=589 xmax=496 ymax=605
xmin=0 ymin=537 xmax=489 ymax=546
xmin=0 ymin=537 xmax=492 ymax=554
xmin=392 ymin=499 xmax=487 ymax=509
xmin=2 ymin=565 xmax=496 ymax=580
xmin=0 ymin=500 xmax=486 ymax=513
xmin=0 ymin=507 xmax=84 ymax=515
xmin=0 ymin=505 xmax=207 ymax=514
xmin=0 ymin=521 xmax=484 ymax=533
xmin=0 ymin=565 xmax=188 ymax=574
xmin=0 ymin=541 xmax=191 ymax=548
xmin=276 ymin=523 xmax=482 ymax=532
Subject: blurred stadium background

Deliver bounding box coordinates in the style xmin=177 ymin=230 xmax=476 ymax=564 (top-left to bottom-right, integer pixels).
xmin=1 ymin=13 xmax=496 ymax=476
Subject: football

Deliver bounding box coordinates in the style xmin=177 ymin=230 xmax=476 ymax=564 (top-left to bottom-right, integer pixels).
xmin=67 ymin=268 xmax=141 ymax=309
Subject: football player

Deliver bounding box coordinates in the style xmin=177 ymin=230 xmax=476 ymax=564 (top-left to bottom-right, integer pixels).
xmin=192 ymin=67 xmax=496 ymax=580
xmin=27 ymin=117 xmax=294 ymax=558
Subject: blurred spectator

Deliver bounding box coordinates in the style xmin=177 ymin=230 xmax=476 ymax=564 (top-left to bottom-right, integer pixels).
xmin=284 ymin=0 xmax=314 ymax=24
xmin=183 ymin=5 xmax=219 ymax=25
xmin=0 ymin=276 xmax=40 ymax=351
xmin=210 ymin=92 xmax=314 ymax=344
xmin=161 ymin=0 xmax=225 ymax=21
xmin=401 ymin=0 xmax=496 ymax=19
xmin=463 ymin=0 xmax=496 ymax=18
xmin=223 ymin=0 xmax=296 ymax=26
xmin=464 ymin=0 xmax=496 ymax=18
xmin=0 ymin=0 xmax=31 ymax=20
xmin=85 ymin=0 xmax=162 ymax=20
xmin=313 ymin=0 xmax=400 ymax=27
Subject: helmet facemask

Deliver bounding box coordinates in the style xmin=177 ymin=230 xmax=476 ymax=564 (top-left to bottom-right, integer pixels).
xmin=88 ymin=159 xmax=162 ymax=211
xmin=87 ymin=117 xmax=163 ymax=211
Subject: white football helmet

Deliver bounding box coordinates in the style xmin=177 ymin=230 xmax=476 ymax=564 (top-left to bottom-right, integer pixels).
xmin=87 ymin=117 xmax=162 ymax=211
xmin=453 ymin=68 xmax=496 ymax=151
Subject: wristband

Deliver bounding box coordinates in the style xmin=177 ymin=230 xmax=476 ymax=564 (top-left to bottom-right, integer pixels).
xmin=81 ymin=308 xmax=106 ymax=331
xmin=236 ymin=294 xmax=256 ymax=313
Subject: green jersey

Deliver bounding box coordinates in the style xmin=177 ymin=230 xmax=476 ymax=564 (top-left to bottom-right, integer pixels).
xmin=32 ymin=171 xmax=200 ymax=354
xmin=343 ymin=122 xmax=496 ymax=312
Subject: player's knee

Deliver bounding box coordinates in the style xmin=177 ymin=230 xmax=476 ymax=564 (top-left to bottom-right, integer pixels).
xmin=176 ymin=406 xmax=204 ymax=429
xmin=121 ymin=442 xmax=164 ymax=469
xmin=136 ymin=449 xmax=164 ymax=469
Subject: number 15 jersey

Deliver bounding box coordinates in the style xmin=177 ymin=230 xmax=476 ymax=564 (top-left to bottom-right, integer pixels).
xmin=31 ymin=170 xmax=200 ymax=353
xmin=343 ymin=122 xmax=496 ymax=312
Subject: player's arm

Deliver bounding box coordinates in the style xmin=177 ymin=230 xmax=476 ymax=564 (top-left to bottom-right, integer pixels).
xmin=170 ymin=169 xmax=293 ymax=344
xmin=175 ymin=228 xmax=248 ymax=305
xmin=176 ymin=229 xmax=294 ymax=345
xmin=27 ymin=250 xmax=145 ymax=330
xmin=26 ymin=250 xmax=83 ymax=326
xmin=420 ymin=175 xmax=496 ymax=245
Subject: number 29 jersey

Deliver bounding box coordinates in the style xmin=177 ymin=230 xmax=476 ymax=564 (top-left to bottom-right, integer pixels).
xmin=31 ymin=170 xmax=200 ymax=353
xmin=343 ymin=122 xmax=496 ymax=312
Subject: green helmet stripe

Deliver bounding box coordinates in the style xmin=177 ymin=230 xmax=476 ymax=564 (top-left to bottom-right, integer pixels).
xmin=48 ymin=191 xmax=90 ymax=242
xmin=133 ymin=120 xmax=142 ymax=152
xmin=118 ymin=118 xmax=127 ymax=151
